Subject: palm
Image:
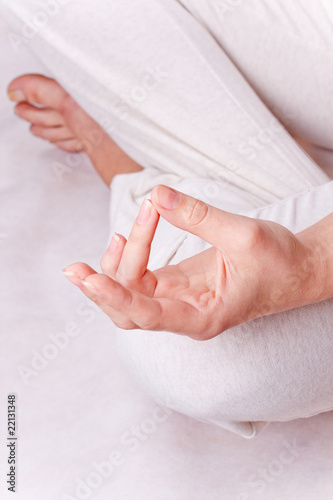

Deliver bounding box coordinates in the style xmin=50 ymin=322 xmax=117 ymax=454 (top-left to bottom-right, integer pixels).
xmin=153 ymin=247 xmax=219 ymax=305
xmin=130 ymin=245 xmax=233 ymax=338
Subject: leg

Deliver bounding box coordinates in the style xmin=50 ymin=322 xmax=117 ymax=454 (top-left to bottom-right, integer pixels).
xmin=113 ymin=180 xmax=333 ymax=438
xmin=64 ymin=177 xmax=333 ymax=438
xmin=7 ymin=74 xmax=142 ymax=186
xmin=1 ymin=0 xmax=328 ymax=204
xmin=3 ymin=0 xmax=332 ymax=436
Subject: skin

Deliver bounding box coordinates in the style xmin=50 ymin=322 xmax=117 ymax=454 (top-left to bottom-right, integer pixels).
xmin=64 ymin=185 xmax=333 ymax=340
xmin=7 ymin=74 xmax=142 ymax=185
xmin=8 ymin=75 xmax=333 ymax=340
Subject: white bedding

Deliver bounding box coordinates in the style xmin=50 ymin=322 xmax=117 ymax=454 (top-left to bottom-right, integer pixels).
xmin=1 ymin=15 xmax=333 ymax=500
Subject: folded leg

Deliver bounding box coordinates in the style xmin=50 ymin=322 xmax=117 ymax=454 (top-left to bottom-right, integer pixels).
xmin=2 ymin=0 xmax=332 ymax=437
xmin=116 ymin=181 xmax=333 ymax=438
xmin=1 ymin=0 xmax=328 ymax=205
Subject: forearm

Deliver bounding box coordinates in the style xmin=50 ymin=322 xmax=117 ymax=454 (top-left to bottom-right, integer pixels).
xmin=296 ymin=212 xmax=333 ymax=303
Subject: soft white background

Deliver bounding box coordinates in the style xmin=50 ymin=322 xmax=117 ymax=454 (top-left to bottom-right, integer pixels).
xmin=0 ymin=14 xmax=332 ymax=500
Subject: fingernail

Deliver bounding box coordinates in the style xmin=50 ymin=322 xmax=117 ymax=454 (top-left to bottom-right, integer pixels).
xmin=137 ymin=199 xmax=153 ymax=224
xmin=108 ymin=233 xmax=121 ymax=254
xmin=82 ymin=280 xmax=97 ymax=291
xmin=8 ymin=89 xmax=26 ymax=102
xmin=62 ymin=268 xmax=84 ymax=288
xmin=62 ymin=268 xmax=77 ymax=277
xmin=156 ymin=186 xmax=179 ymax=210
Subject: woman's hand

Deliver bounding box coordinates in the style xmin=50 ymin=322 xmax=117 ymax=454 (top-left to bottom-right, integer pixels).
xmin=63 ymin=185 xmax=326 ymax=340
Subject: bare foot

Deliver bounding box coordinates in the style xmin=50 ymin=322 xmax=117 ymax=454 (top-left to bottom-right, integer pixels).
xmin=7 ymin=74 xmax=142 ymax=185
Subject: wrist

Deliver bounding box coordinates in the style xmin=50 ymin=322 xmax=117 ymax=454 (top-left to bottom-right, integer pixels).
xmin=296 ymin=223 xmax=333 ymax=304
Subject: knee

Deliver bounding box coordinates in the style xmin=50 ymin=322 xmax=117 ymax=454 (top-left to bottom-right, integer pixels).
xmin=116 ymin=306 xmax=333 ymax=437
xmin=116 ymin=327 xmax=270 ymax=437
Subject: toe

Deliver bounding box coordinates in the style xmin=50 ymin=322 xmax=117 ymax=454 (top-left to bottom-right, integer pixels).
xmin=54 ymin=139 xmax=84 ymax=152
xmin=8 ymin=74 xmax=69 ymax=111
xmin=30 ymin=124 xmax=75 ymax=142
xmin=15 ymin=102 xmax=66 ymax=127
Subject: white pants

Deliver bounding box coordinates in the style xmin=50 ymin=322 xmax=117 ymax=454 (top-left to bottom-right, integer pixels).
xmin=2 ymin=0 xmax=333 ymax=437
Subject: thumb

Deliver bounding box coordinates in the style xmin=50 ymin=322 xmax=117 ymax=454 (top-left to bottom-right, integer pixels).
xmin=151 ymin=185 xmax=250 ymax=249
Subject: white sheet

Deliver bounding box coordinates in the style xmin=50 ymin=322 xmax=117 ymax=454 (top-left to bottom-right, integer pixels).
xmin=1 ymin=15 xmax=333 ymax=500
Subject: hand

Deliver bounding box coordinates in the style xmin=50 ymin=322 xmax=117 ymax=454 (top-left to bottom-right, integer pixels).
xmin=63 ymin=185 xmax=323 ymax=340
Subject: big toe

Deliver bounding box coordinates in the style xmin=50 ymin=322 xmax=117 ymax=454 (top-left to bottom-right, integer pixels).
xmin=7 ymin=74 xmax=69 ymax=111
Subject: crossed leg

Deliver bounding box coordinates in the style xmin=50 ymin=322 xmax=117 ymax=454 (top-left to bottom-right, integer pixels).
xmin=2 ymin=0 xmax=333 ymax=437
xmin=8 ymin=74 xmax=142 ymax=185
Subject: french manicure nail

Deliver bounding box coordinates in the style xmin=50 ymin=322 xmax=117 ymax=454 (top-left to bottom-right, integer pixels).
xmin=156 ymin=186 xmax=179 ymax=210
xmin=108 ymin=233 xmax=121 ymax=254
xmin=8 ymin=89 xmax=26 ymax=102
xmin=62 ymin=269 xmax=84 ymax=288
xmin=137 ymin=199 xmax=153 ymax=224
xmin=62 ymin=269 xmax=77 ymax=277
xmin=82 ymin=280 xmax=97 ymax=291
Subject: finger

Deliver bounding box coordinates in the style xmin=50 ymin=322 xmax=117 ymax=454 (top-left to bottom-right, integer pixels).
xmin=30 ymin=124 xmax=75 ymax=142
xmin=8 ymin=74 xmax=68 ymax=109
xmin=63 ymin=263 xmax=137 ymax=329
xmin=100 ymin=233 xmax=127 ymax=278
xmin=75 ymin=273 xmax=209 ymax=337
xmin=116 ymin=199 xmax=159 ymax=283
xmin=65 ymin=267 xmax=216 ymax=337
xmin=151 ymin=185 xmax=254 ymax=251
xmin=62 ymin=262 xmax=97 ymax=287
xmin=15 ymin=102 xmax=66 ymax=127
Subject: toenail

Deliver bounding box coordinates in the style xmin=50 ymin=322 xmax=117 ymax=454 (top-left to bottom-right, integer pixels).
xmin=8 ymin=90 xmax=26 ymax=102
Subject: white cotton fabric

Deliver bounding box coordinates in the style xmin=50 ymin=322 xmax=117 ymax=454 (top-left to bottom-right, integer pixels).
xmin=1 ymin=0 xmax=333 ymax=438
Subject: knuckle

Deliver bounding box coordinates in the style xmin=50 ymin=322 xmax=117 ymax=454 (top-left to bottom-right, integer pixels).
xmin=57 ymin=92 xmax=73 ymax=116
xmin=116 ymin=267 xmax=146 ymax=287
xmin=243 ymin=221 xmax=266 ymax=249
xmin=186 ymin=199 xmax=209 ymax=227
xmin=115 ymin=271 xmax=131 ymax=287
xmin=128 ymin=228 xmax=150 ymax=249
xmin=30 ymin=88 xmax=42 ymax=105
xmin=16 ymin=102 xmax=28 ymax=116
xmin=140 ymin=317 xmax=158 ymax=331
xmin=100 ymin=253 xmax=108 ymax=268
xmin=127 ymin=231 xmax=141 ymax=245
xmin=100 ymin=256 xmax=111 ymax=275
xmin=139 ymin=307 xmax=160 ymax=331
